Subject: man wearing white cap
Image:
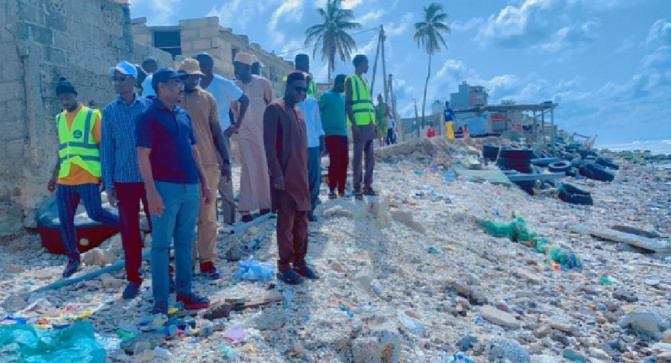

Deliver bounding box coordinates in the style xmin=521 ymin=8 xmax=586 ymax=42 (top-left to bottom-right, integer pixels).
xmin=101 ymin=61 xmax=153 ymax=299
xmin=232 ymin=52 xmax=274 ymax=223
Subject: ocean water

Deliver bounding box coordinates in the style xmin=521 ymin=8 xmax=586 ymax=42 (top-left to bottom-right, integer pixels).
xmin=598 ymin=139 xmax=671 ymax=155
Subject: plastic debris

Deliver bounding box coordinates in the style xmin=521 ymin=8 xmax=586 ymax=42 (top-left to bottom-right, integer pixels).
xmin=0 ymin=320 xmax=105 ymax=363
xmin=223 ymin=329 xmax=246 ymax=342
xmin=232 ymin=256 xmax=275 ymax=282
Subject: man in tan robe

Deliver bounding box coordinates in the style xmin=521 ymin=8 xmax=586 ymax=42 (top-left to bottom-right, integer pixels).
xmin=263 ymin=71 xmax=318 ymax=285
xmin=231 ymin=52 xmax=273 ymax=223
xmin=178 ymin=58 xmax=232 ymax=279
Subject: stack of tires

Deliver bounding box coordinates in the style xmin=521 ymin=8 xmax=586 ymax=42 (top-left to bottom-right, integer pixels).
xmin=558 ymin=183 xmax=593 ymax=206
xmin=496 ymin=147 xmax=534 ymax=173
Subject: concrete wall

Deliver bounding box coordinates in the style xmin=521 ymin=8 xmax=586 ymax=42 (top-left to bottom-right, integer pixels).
xmin=0 ymin=0 xmax=171 ymax=237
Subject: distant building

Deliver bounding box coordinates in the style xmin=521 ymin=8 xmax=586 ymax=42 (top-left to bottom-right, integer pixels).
xmin=131 ymin=17 xmax=294 ymax=96
xmin=450 ymin=81 xmax=489 ymax=109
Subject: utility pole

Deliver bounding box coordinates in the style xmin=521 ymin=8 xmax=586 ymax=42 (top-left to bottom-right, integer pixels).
xmin=370 ymin=26 xmax=382 ymax=98
xmin=414 ymin=99 xmax=420 ymax=138
xmin=380 ymin=25 xmax=388 ymax=105
xmin=389 ymin=73 xmax=399 ymax=141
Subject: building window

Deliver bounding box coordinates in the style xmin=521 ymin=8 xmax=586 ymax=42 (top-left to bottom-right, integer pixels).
xmin=232 ymin=48 xmax=239 ymax=62
xmin=154 ymin=31 xmax=181 ymax=58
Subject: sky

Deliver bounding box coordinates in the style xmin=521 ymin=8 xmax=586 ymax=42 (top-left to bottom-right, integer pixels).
xmin=130 ymin=0 xmax=671 ymax=144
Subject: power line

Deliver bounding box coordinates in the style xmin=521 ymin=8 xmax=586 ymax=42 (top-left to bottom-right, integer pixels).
xmin=275 ymin=27 xmax=379 ymax=56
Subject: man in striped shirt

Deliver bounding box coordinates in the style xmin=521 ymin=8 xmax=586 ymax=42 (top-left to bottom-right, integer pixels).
xmin=101 ymin=61 xmax=153 ymax=299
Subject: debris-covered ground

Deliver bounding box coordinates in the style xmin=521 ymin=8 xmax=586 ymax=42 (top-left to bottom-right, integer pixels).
xmin=1 ymin=138 xmax=671 ymax=363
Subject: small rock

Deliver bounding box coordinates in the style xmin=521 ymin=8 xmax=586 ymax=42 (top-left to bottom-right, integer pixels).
xmin=480 ymin=305 xmax=522 ymax=329
xmin=324 ymin=205 xmax=354 ymax=218
xmin=390 ymin=210 xmax=425 ymax=233
xmin=531 ymin=355 xmax=561 ymax=363
xmin=549 ymin=316 xmax=574 ymax=333
xmin=457 ymin=335 xmax=477 ymax=352
xmin=82 ymin=248 xmax=109 ymax=267
xmin=2 ymin=295 xmax=27 ymax=312
xmin=589 ymin=347 xmax=611 ymax=360
xmin=252 ymin=311 xmax=286 ymax=331
xmin=489 ymin=339 xmax=531 ymax=363
xmin=658 ymin=351 xmax=671 ymax=363
xmin=515 ymin=267 xmax=543 ymax=284
xmin=351 ymin=320 xmax=401 ymax=363
xmin=352 ymin=265 xmax=373 ymax=291
xmin=2 ymin=264 xmax=25 ymax=273
xmin=397 ymin=310 xmax=426 ymax=337
xmin=225 ymin=245 xmax=243 ymax=261
xmin=563 ymin=348 xmax=587 ymax=362
xmin=645 ymin=279 xmax=661 ymax=287
xmin=619 ymin=308 xmax=670 ymax=339
xmin=613 ymin=289 xmax=639 ymax=303
xmin=34 ymin=269 xmax=53 ymax=280
xmin=661 ymin=330 xmax=671 ymax=343
xmin=120 ymin=334 xmax=164 ymax=355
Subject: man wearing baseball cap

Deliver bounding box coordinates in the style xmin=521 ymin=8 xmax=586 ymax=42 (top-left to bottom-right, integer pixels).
xmin=101 ymin=61 xmax=153 ymax=299
xmin=136 ymin=67 xmax=212 ymax=313
xmin=178 ymin=58 xmax=232 ymax=280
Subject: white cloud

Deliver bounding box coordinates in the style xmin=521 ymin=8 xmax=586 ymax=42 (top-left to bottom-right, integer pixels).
xmin=646 ymin=19 xmax=671 ymax=45
xmin=386 ymin=12 xmax=413 ymax=36
xmin=208 ymin=0 xmax=282 ymax=31
xmin=614 ymin=38 xmax=635 ymax=53
xmin=342 ymin=0 xmax=364 ymax=9
xmin=536 ymin=20 xmax=599 ymax=53
xmin=356 ymin=10 xmax=384 ymax=26
xmin=451 ymin=17 xmax=484 ymax=33
xmin=132 ymin=0 xmax=179 ymax=25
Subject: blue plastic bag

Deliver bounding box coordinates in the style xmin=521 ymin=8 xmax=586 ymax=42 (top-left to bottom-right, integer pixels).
xmin=232 ymin=256 xmax=275 ymax=282
xmin=0 ymin=320 xmax=106 ymax=363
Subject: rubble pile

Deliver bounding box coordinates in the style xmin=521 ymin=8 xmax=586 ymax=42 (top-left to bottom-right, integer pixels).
xmin=1 ymin=138 xmax=670 ymax=362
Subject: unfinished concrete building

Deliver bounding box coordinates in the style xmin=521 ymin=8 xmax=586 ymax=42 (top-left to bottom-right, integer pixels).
xmin=131 ymin=16 xmax=294 ymax=96
xmin=0 ymin=0 xmax=171 ymax=237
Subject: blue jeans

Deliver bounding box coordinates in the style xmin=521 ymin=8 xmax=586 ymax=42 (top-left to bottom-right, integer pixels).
xmin=307 ymin=147 xmax=321 ymax=212
xmin=57 ymin=183 xmax=120 ymax=263
xmin=150 ymin=182 xmax=200 ymax=305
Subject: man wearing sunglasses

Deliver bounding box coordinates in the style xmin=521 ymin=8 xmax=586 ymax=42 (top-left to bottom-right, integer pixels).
xmin=136 ymin=68 xmax=212 ymax=314
xmin=264 ymin=71 xmax=319 ymax=285
xmin=101 ymin=61 xmax=153 ymax=299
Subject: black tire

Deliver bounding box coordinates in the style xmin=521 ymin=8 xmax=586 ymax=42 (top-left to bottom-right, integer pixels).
xmin=580 ymin=162 xmax=615 ymax=182
xmin=548 ymin=160 xmax=572 ymax=173
xmin=497 ymin=157 xmax=533 ymax=173
xmin=498 ymin=148 xmax=534 ymax=161
xmin=558 ymin=183 xmax=593 ymax=205
xmin=596 ymin=157 xmax=619 ymax=170
xmin=483 ymin=144 xmax=500 ymax=161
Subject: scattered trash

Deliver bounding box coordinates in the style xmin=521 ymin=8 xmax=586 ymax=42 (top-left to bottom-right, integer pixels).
xmin=232 ymin=256 xmax=275 ymax=282
xmin=476 ymin=216 xmax=537 ymax=242
xmin=223 ymin=329 xmax=246 ymax=342
xmin=427 ymin=246 xmax=439 ymax=254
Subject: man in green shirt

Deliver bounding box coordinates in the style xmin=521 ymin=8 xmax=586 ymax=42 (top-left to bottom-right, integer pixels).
xmin=319 ymin=74 xmax=348 ymax=199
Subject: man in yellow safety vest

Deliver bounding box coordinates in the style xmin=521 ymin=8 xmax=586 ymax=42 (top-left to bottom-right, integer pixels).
xmin=48 ymin=77 xmax=120 ymax=278
xmin=345 ymin=54 xmax=378 ymax=200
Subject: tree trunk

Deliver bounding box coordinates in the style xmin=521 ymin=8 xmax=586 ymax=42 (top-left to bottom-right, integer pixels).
xmin=421 ymin=53 xmax=432 ymax=130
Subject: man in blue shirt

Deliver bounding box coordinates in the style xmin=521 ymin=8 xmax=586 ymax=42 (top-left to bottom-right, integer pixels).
xmin=136 ymin=68 xmax=211 ymax=314
xmin=101 ymin=61 xmax=152 ymax=299
xmin=297 ymin=75 xmax=325 ymax=222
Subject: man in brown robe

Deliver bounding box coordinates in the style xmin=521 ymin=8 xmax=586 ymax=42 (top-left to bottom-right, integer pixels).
xmin=263 ymin=71 xmax=318 ymax=285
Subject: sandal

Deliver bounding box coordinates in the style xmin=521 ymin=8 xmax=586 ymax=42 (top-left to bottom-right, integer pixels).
xmin=276 ymin=270 xmax=304 ymax=285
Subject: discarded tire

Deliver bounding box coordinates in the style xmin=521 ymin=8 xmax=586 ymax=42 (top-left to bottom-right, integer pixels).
xmin=579 ymin=162 xmax=615 ymax=182
xmin=558 ymin=183 xmax=593 ymax=205
xmin=483 ymin=144 xmax=500 ymax=161
xmin=548 ymin=160 xmax=572 ymax=173
xmin=497 ymin=157 xmax=533 ymax=173
xmin=596 ymin=157 xmax=619 ymax=170
xmin=498 ymin=148 xmax=534 ymax=161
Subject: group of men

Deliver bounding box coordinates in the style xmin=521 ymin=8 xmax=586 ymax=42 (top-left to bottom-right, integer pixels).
xmin=49 ymin=51 xmax=381 ymax=313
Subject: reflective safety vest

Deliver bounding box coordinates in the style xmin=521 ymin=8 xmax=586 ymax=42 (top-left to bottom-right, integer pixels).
xmin=346 ymin=74 xmax=375 ymax=126
xmin=56 ymin=107 xmax=101 ymax=179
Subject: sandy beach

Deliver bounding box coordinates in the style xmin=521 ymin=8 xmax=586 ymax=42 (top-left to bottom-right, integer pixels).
xmin=1 ymin=138 xmax=671 ymax=363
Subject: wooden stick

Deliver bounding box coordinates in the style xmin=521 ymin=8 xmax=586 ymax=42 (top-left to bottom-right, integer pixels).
xmin=219 ymin=212 xmax=275 ymax=235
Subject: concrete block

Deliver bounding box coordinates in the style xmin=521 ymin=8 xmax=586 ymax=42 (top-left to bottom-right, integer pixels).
xmin=16 ymin=22 xmax=53 ymax=45
xmin=46 ymin=13 xmax=68 ymax=32
xmin=207 ymin=16 xmax=219 ymax=26
xmin=192 ymin=39 xmax=211 ymax=51
xmin=45 ymin=46 xmax=67 ymax=64
xmin=0 ymin=83 xmax=23 ymax=104
xmin=180 ymin=29 xmax=198 ymax=41
xmin=180 ymin=41 xmax=194 ymax=52
xmin=198 ymin=26 xmax=220 ymax=39
xmin=0 ymin=119 xmax=28 ymax=141
xmin=180 ymin=17 xmax=210 ymax=29
xmin=18 ymin=1 xmax=45 ymax=25
xmin=1 ymin=59 xmax=23 ymax=82
xmin=6 ymin=138 xmax=26 ymax=159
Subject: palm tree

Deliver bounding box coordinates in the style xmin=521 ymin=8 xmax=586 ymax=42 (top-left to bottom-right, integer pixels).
xmin=304 ymin=0 xmax=361 ymax=81
xmin=414 ymin=3 xmax=451 ymax=128
xmin=501 ymin=99 xmax=517 ymax=106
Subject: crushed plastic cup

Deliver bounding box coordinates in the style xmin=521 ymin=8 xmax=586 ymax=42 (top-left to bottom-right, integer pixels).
xmin=223 ymin=329 xmax=246 ymax=342
xmin=359 ymin=303 xmax=377 ymax=312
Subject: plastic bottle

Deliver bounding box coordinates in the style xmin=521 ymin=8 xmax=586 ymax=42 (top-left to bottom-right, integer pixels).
xmin=154 ymin=346 xmax=173 ymax=361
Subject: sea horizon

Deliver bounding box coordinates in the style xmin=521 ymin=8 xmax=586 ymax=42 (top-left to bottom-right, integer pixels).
xmin=597 ymin=138 xmax=671 ymax=155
